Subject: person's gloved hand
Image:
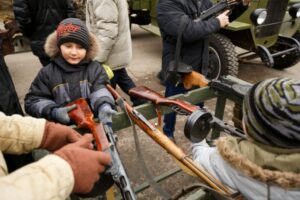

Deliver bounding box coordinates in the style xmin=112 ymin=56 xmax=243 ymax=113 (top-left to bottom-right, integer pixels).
xmin=182 ymin=71 xmax=209 ymax=90
xmin=98 ymin=104 xmax=117 ymax=126
xmin=51 ymin=104 xmax=77 ymax=124
xmin=39 ymin=121 xmax=82 ymax=152
xmin=54 ymin=134 xmax=111 ymax=193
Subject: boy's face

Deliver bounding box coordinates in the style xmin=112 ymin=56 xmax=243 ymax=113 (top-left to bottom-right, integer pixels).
xmin=60 ymin=42 xmax=87 ymax=65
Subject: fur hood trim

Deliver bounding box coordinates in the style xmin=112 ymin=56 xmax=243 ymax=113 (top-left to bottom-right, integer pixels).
xmin=216 ymin=137 xmax=300 ymax=188
xmin=44 ymin=31 xmax=99 ymax=60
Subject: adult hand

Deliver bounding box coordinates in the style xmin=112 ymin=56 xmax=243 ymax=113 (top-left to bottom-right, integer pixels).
xmin=98 ymin=104 xmax=117 ymax=126
xmin=51 ymin=104 xmax=77 ymax=124
xmin=55 ymin=134 xmax=112 ymax=193
xmin=216 ymin=10 xmax=230 ymax=28
xmin=39 ymin=121 xmax=82 ymax=152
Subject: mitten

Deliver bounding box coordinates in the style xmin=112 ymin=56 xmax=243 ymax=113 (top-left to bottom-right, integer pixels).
xmin=98 ymin=104 xmax=117 ymax=125
xmin=182 ymin=71 xmax=209 ymax=90
xmin=54 ymin=134 xmax=111 ymax=193
xmin=39 ymin=121 xmax=82 ymax=152
xmin=51 ymin=104 xmax=77 ymax=124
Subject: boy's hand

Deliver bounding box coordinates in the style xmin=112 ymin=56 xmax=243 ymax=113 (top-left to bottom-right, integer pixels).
xmin=39 ymin=121 xmax=82 ymax=152
xmin=55 ymin=134 xmax=111 ymax=193
xmin=98 ymin=104 xmax=117 ymax=126
xmin=51 ymin=104 xmax=77 ymax=124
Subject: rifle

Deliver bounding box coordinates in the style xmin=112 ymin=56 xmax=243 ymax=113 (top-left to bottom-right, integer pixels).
xmin=106 ymin=84 xmax=237 ymax=198
xmin=67 ymin=98 xmax=136 ymax=200
xmin=196 ymin=0 xmax=243 ymax=21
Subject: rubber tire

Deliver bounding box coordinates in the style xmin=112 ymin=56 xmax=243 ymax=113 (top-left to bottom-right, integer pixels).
xmin=207 ymin=33 xmax=239 ymax=80
xmin=272 ymin=32 xmax=300 ymax=69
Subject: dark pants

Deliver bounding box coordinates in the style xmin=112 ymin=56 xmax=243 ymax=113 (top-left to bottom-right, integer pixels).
xmin=111 ymin=68 xmax=145 ymax=106
xmin=163 ymin=84 xmax=203 ymax=138
xmin=163 ymin=84 xmax=186 ymax=138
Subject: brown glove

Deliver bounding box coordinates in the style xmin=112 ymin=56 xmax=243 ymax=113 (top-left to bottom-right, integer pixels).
xmin=39 ymin=121 xmax=82 ymax=152
xmin=182 ymin=71 xmax=209 ymax=90
xmin=55 ymin=134 xmax=112 ymax=193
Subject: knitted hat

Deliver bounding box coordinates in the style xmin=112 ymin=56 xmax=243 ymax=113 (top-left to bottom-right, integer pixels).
xmin=243 ymin=77 xmax=300 ymax=148
xmin=56 ymin=18 xmax=89 ymax=49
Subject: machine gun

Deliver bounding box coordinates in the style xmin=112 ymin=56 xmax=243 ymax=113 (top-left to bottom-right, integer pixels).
xmin=67 ymin=98 xmax=136 ymax=200
xmin=196 ymin=0 xmax=243 ymax=21
xmin=129 ymin=76 xmax=251 ymax=142
xmin=106 ymin=84 xmax=239 ymax=198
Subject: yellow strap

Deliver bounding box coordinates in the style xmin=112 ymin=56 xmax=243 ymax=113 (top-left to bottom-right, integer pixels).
xmin=102 ymin=64 xmax=114 ymax=80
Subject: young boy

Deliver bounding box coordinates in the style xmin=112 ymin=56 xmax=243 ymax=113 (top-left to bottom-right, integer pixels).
xmin=192 ymin=77 xmax=300 ymax=199
xmin=25 ymin=18 xmax=116 ymax=127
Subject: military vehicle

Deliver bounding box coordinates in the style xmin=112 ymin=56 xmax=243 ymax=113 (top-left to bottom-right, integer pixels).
xmin=129 ymin=0 xmax=300 ymax=79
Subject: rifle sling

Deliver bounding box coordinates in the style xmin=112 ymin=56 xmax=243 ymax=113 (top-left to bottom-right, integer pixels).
xmin=115 ymin=97 xmax=173 ymax=200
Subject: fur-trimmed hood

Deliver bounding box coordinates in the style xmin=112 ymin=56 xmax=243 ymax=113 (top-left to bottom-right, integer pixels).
xmin=44 ymin=31 xmax=99 ymax=60
xmin=216 ymin=136 xmax=300 ymax=188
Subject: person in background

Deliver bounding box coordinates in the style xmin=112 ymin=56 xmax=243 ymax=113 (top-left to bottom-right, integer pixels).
xmin=0 ymin=18 xmax=36 ymax=172
xmin=13 ymin=0 xmax=75 ymax=66
xmin=0 ymin=111 xmax=111 ymax=200
xmin=192 ymin=77 xmax=300 ymax=200
xmin=73 ymin=0 xmax=87 ymax=21
xmin=86 ymin=0 xmax=146 ymax=106
xmin=156 ymin=0 xmax=250 ymax=142
xmin=0 ymin=19 xmax=23 ymax=116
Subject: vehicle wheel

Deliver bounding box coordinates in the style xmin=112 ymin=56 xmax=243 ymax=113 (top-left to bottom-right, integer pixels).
xmin=207 ymin=33 xmax=239 ymax=80
xmin=272 ymin=33 xmax=300 ymax=69
xmin=273 ymin=54 xmax=300 ymax=69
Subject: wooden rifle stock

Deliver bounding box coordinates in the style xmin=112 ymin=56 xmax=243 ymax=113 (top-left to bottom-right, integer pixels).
xmin=129 ymin=86 xmax=199 ymax=114
xmin=67 ymin=98 xmax=136 ymax=199
xmin=107 ymin=84 xmax=235 ymax=197
xmin=67 ymin=98 xmax=109 ymax=151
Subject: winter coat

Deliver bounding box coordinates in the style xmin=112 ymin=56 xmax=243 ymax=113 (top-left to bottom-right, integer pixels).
xmin=86 ymin=0 xmax=132 ymax=70
xmin=24 ymin=31 xmax=114 ymax=122
xmin=192 ymin=136 xmax=300 ymax=200
xmin=13 ymin=0 xmax=74 ymax=58
xmin=156 ymin=0 xmax=247 ymax=84
xmin=0 ymin=112 xmax=74 ymax=200
xmin=0 ymin=27 xmax=23 ymax=115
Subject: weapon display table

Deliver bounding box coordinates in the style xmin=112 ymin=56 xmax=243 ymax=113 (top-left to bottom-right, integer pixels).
xmin=72 ymin=76 xmax=250 ymax=200
xmin=108 ymin=76 xmax=251 ymax=199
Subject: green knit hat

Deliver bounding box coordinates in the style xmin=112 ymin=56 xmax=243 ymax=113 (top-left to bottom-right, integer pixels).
xmin=243 ymin=77 xmax=300 ymax=148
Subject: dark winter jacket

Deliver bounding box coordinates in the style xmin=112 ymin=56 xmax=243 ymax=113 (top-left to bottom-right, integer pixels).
xmin=13 ymin=0 xmax=74 ymax=58
xmin=24 ymin=31 xmax=114 ymax=122
xmin=157 ymin=0 xmax=247 ymax=83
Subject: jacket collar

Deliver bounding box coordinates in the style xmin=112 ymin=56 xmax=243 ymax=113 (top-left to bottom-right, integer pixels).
xmin=216 ymin=136 xmax=300 ymax=188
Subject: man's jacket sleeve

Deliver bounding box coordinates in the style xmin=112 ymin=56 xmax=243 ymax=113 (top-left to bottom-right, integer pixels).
xmin=0 ymin=155 xmax=74 ymax=200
